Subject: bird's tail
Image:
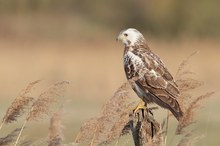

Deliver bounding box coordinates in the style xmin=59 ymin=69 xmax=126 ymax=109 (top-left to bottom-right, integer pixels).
xmin=146 ymin=92 xmax=183 ymax=121
xmin=168 ymin=100 xmax=183 ymax=121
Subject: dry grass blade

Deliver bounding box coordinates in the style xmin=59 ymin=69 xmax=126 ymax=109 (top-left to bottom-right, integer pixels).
xmin=177 ymin=132 xmax=192 ymax=146
xmin=19 ymin=140 xmax=32 ymax=146
xmin=62 ymin=143 xmax=79 ymax=146
xmin=176 ymin=78 xmax=203 ymax=93
xmin=27 ymin=81 xmax=69 ymax=121
xmin=1 ymin=80 xmax=41 ymax=126
xmin=0 ymin=128 xmax=21 ymax=146
xmin=75 ymin=82 xmax=135 ymax=146
xmin=28 ymin=137 xmax=47 ymax=146
xmin=177 ymin=131 xmax=205 ymax=146
xmin=176 ymin=92 xmax=215 ymax=134
xmin=176 ymin=71 xmax=195 ymax=79
xmin=48 ymin=106 xmax=64 ymax=146
xmin=176 ymin=51 xmax=199 ymax=78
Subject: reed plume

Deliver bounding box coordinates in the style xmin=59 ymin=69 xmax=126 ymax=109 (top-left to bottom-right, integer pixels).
xmin=48 ymin=106 xmax=64 ymax=146
xmin=174 ymin=52 xmax=215 ymax=135
xmin=27 ymin=81 xmax=69 ymax=121
xmin=0 ymin=128 xmax=21 ymax=146
xmin=176 ymin=92 xmax=214 ymax=134
xmin=175 ymin=51 xmax=199 ymax=79
xmin=14 ymin=81 xmax=69 ymax=146
xmin=74 ymin=51 xmax=214 ymax=146
xmin=74 ymin=117 xmax=99 ymax=144
xmin=75 ymin=82 xmax=135 ymax=146
xmin=166 ymin=51 xmax=215 ymax=145
xmin=0 ymin=80 xmax=41 ymax=131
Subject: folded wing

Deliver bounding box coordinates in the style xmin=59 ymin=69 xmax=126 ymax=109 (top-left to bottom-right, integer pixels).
xmin=132 ymin=48 xmax=183 ymax=120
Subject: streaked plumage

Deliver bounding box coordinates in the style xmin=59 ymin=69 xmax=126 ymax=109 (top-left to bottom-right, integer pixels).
xmin=117 ymin=28 xmax=183 ymax=120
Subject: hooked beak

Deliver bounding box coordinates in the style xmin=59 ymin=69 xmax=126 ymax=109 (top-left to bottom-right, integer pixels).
xmin=116 ymin=34 xmax=123 ymax=42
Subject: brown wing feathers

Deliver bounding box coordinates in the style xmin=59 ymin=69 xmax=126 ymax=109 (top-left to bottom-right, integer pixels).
xmin=146 ymin=85 xmax=183 ymax=120
xmin=135 ymin=77 xmax=183 ymax=120
xmin=145 ymin=53 xmax=183 ymax=120
xmin=127 ymin=48 xmax=183 ymax=120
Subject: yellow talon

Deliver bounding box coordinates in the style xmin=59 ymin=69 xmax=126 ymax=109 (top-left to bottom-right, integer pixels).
xmin=134 ymin=100 xmax=147 ymax=114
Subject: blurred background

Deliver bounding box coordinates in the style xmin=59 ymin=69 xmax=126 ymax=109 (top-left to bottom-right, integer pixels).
xmin=0 ymin=0 xmax=220 ymax=145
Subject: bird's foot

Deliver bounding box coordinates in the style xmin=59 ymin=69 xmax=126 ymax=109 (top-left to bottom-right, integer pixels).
xmin=133 ymin=105 xmax=147 ymax=114
xmin=133 ymin=100 xmax=147 ymax=114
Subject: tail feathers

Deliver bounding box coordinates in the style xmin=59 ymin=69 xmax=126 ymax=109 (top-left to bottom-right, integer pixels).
xmin=166 ymin=96 xmax=183 ymax=121
xmin=156 ymin=96 xmax=183 ymax=121
xmin=143 ymin=92 xmax=183 ymax=121
xmin=144 ymin=92 xmax=183 ymax=121
xmin=169 ymin=103 xmax=183 ymax=121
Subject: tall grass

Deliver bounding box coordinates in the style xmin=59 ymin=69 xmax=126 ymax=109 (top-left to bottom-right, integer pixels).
xmin=74 ymin=82 xmax=135 ymax=145
xmin=0 ymin=80 xmax=69 ymax=146
xmin=0 ymin=80 xmax=41 ymax=131
xmin=0 ymin=53 xmax=215 ymax=146
xmin=48 ymin=106 xmax=64 ymax=146
xmin=73 ymin=52 xmax=214 ymax=146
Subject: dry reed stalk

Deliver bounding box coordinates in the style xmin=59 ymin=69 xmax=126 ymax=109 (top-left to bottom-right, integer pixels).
xmin=75 ymin=51 xmax=214 ymax=146
xmin=156 ymin=50 xmax=215 ymax=146
xmin=74 ymin=117 xmax=99 ymax=144
xmin=48 ymin=106 xmax=64 ymax=146
xmin=176 ymin=132 xmax=192 ymax=146
xmin=176 ymin=79 xmax=204 ymax=118
xmin=14 ymin=81 xmax=69 ymax=146
xmin=177 ymin=78 xmax=203 ymax=93
xmin=174 ymin=52 xmax=215 ymax=134
xmin=175 ymin=51 xmax=199 ymax=78
xmin=158 ymin=51 xmax=200 ymax=146
xmin=75 ymin=82 xmax=135 ymax=146
xmin=27 ymin=81 xmax=69 ymax=121
xmin=0 ymin=80 xmax=41 ymax=131
xmin=28 ymin=137 xmax=47 ymax=146
xmin=0 ymin=128 xmax=21 ymax=146
xmin=177 ymin=131 xmax=205 ymax=146
xmin=174 ymin=51 xmax=203 ymax=114
xmin=176 ymin=92 xmax=214 ymax=134
xmin=105 ymin=111 xmax=131 ymax=143
xmin=161 ymin=52 xmax=199 ymax=146
xmin=19 ymin=140 xmax=32 ymax=146
xmin=62 ymin=143 xmax=79 ymax=146
xmin=164 ymin=52 xmax=215 ymax=145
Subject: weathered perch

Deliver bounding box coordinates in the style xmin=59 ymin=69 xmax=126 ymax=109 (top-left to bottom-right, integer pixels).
xmin=129 ymin=108 xmax=160 ymax=146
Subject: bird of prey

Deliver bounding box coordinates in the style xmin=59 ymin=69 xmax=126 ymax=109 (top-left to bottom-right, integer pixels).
xmin=117 ymin=28 xmax=183 ymax=120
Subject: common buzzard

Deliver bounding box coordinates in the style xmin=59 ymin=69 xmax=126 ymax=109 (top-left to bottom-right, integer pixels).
xmin=117 ymin=28 xmax=183 ymax=120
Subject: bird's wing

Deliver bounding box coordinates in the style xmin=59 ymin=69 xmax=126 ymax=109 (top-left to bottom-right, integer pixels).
xmin=132 ymin=48 xmax=180 ymax=99
xmin=128 ymin=48 xmax=183 ymax=120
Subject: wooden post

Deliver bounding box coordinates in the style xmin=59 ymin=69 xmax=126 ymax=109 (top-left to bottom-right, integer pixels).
xmin=129 ymin=108 xmax=160 ymax=146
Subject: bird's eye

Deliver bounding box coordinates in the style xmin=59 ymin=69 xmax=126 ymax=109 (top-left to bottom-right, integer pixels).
xmin=124 ymin=33 xmax=128 ymax=37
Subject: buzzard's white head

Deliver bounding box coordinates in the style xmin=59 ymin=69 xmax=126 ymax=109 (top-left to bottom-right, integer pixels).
xmin=117 ymin=28 xmax=145 ymax=47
